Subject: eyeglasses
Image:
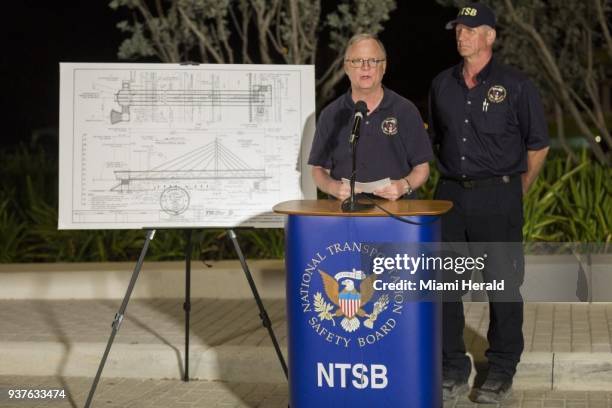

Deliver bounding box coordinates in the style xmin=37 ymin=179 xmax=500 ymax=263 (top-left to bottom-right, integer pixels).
xmin=345 ymin=58 xmax=386 ymax=68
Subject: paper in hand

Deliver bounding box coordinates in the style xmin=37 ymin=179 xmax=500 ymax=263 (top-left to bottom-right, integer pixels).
xmin=341 ymin=178 xmax=391 ymax=194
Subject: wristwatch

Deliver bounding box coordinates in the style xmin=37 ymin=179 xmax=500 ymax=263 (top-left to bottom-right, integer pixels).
xmin=403 ymin=177 xmax=413 ymax=195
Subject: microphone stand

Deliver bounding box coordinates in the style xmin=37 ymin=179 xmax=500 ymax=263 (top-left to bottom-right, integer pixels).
xmin=341 ymin=126 xmax=374 ymax=213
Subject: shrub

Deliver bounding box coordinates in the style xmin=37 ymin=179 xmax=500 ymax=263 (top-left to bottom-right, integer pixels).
xmin=0 ymin=146 xmax=609 ymax=262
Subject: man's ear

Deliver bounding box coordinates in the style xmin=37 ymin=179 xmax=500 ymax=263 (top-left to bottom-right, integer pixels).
xmin=486 ymin=28 xmax=496 ymax=46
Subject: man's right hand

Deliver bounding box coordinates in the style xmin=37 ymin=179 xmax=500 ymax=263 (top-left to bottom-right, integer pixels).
xmin=312 ymin=166 xmax=353 ymax=201
xmin=329 ymin=180 xmax=351 ymax=201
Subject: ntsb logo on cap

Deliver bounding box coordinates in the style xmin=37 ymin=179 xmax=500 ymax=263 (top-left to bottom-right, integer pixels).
xmin=445 ymin=2 xmax=496 ymax=29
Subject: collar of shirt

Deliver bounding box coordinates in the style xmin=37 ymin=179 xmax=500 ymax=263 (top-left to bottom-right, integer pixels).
xmin=342 ymin=86 xmax=393 ymax=114
xmin=452 ymin=56 xmax=496 ymax=86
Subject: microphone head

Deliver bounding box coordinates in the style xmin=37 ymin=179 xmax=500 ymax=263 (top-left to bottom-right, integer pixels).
xmin=354 ymin=100 xmax=368 ymax=116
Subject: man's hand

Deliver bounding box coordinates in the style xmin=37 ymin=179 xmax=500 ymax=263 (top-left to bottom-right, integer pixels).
xmin=522 ymin=147 xmax=549 ymax=194
xmin=311 ymin=166 xmax=352 ymax=200
xmin=373 ymin=179 xmax=407 ymax=201
xmin=329 ymin=180 xmax=351 ymax=200
xmin=372 ymin=162 xmax=430 ymax=201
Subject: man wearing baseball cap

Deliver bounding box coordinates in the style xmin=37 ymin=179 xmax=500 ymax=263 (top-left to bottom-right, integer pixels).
xmin=428 ymin=2 xmax=550 ymax=403
xmin=444 ymin=1 xmax=497 ymax=30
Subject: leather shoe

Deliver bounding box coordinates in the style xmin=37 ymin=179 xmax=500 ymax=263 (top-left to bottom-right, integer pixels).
xmin=442 ymin=377 xmax=469 ymax=401
xmin=473 ymin=376 xmax=512 ymax=403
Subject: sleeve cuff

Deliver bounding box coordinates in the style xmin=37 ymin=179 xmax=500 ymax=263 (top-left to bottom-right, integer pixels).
xmin=409 ymin=154 xmax=434 ymax=167
xmin=526 ymin=141 xmax=550 ymax=150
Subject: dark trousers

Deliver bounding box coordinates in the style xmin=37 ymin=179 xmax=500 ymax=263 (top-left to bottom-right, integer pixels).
xmin=434 ymin=177 xmax=525 ymax=380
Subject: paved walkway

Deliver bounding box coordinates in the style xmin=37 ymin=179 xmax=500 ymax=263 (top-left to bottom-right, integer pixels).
xmin=0 ymin=376 xmax=288 ymax=408
xmin=0 ymin=298 xmax=287 ymax=347
xmin=1 ymin=299 xmax=612 ymax=406
xmin=1 ymin=376 xmax=611 ymax=408
xmin=2 ymin=300 xmax=610 ymax=352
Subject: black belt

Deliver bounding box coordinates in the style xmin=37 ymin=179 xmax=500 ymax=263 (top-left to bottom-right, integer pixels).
xmin=442 ymin=175 xmax=518 ymax=189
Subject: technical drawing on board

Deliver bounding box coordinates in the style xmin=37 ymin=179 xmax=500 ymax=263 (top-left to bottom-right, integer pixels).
xmin=59 ymin=63 xmax=316 ymax=229
xmin=110 ymin=78 xmax=273 ymax=124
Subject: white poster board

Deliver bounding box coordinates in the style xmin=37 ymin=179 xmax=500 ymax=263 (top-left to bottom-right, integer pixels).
xmin=59 ymin=63 xmax=316 ymax=229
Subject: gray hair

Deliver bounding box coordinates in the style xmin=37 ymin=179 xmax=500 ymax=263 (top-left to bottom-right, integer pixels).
xmin=344 ymin=33 xmax=387 ymax=60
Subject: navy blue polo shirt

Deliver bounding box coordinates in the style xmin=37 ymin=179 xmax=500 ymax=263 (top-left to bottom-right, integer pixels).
xmin=428 ymin=57 xmax=549 ymax=180
xmin=308 ymin=88 xmax=433 ymax=182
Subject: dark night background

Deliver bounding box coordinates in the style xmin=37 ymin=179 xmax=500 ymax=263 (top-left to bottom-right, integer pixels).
xmin=2 ymin=1 xmax=459 ymax=150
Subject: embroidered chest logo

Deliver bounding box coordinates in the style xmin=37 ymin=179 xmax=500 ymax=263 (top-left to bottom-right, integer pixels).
xmin=381 ymin=117 xmax=398 ymax=135
xmin=487 ymin=85 xmax=507 ymax=103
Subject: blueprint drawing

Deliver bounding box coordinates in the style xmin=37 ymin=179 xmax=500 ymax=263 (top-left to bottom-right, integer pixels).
xmin=59 ymin=63 xmax=316 ymax=229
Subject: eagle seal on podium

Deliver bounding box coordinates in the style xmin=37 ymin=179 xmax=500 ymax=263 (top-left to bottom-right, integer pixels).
xmin=318 ymin=269 xmax=377 ymax=332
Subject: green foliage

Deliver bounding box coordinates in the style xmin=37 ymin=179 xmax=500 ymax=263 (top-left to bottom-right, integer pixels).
xmin=0 ymin=145 xmax=231 ymax=262
xmin=421 ymin=151 xmax=611 ymax=243
xmin=0 ymin=195 xmax=27 ymax=263
xmin=108 ymin=0 xmax=397 ymax=104
xmin=419 ymin=163 xmax=440 ymax=200
xmin=111 ymin=0 xmax=396 ymax=62
xmin=0 ymin=146 xmax=609 ymax=263
xmin=327 ymin=0 xmax=397 ymax=52
xmin=239 ymin=228 xmax=285 ymax=259
xmin=115 ymin=21 xmax=158 ymax=60
xmin=523 ymin=150 xmax=611 ymax=243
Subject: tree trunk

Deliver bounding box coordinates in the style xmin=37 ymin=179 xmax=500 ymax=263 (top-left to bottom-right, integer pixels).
xmin=554 ymin=101 xmax=578 ymax=162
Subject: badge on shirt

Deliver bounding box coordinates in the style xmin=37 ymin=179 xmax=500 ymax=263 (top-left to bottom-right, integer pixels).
xmin=381 ymin=117 xmax=398 ymax=135
xmin=487 ymin=85 xmax=507 ymax=103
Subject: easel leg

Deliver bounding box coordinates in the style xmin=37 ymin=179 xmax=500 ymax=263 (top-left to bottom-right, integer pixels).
xmin=84 ymin=229 xmax=156 ymax=408
xmin=227 ymin=229 xmax=288 ymax=379
xmin=183 ymin=229 xmax=193 ymax=382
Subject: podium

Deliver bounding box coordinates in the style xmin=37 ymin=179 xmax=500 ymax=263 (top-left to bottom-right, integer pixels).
xmin=273 ymin=199 xmax=453 ymax=408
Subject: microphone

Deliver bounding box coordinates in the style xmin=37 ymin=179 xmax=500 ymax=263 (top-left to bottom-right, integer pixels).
xmin=341 ymin=100 xmax=374 ymax=213
xmin=349 ymin=101 xmax=368 ymax=144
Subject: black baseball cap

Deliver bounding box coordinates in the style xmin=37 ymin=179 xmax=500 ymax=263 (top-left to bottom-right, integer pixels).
xmin=445 ymin=3 xmax=496 ymax=30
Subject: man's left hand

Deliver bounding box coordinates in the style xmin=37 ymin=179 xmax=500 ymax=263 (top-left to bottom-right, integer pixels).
xmin=373 ymin=179 xmax=407 ymax=201
xmin=522 ymin=147 xmax=550 ymax=195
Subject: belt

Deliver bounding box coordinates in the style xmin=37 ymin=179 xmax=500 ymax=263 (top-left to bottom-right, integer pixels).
xmin=442 ymin=175 xmax=518 ymax=189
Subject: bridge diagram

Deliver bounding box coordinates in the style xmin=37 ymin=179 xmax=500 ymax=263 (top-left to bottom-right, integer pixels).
xmin=110 ymin=80 xmax=273 ymax=124
xmin=58 ymin=63 xmax=316 ymax=229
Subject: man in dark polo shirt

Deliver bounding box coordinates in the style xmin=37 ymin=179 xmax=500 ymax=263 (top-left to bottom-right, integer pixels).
xmin=428 ymin=3 xmax=550 ymax=403
xmin=309 ymin=33 xmax=432 ymax=201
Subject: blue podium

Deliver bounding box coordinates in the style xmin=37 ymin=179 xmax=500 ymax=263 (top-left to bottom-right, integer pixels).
xmin=273 ymin=199 xmax=453 ymax=408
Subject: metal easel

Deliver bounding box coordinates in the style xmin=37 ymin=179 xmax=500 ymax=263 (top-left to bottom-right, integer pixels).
xmin=84 ymin=228 xmax=287 ymax=408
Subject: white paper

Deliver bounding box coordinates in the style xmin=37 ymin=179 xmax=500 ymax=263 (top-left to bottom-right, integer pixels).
xmin=59 ymin=63 xmax=316 ymax=229
xmin=341 ymin=178 xmax=391 ymax=194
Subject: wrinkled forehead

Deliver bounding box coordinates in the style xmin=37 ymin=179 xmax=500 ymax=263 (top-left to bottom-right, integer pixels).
xmin=455 ymin=23 xmax=494 ymax=34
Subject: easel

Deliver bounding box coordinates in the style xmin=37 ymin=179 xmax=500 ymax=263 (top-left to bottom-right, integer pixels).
xmin=84 ymin=228 xmax=288 ymax=408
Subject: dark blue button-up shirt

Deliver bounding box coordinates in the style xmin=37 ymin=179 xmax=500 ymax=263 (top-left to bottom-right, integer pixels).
xmin=309 ymin=88 xmax=433 ymax=182
xmin=428 ymin=57 xmax=549 ymax=180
